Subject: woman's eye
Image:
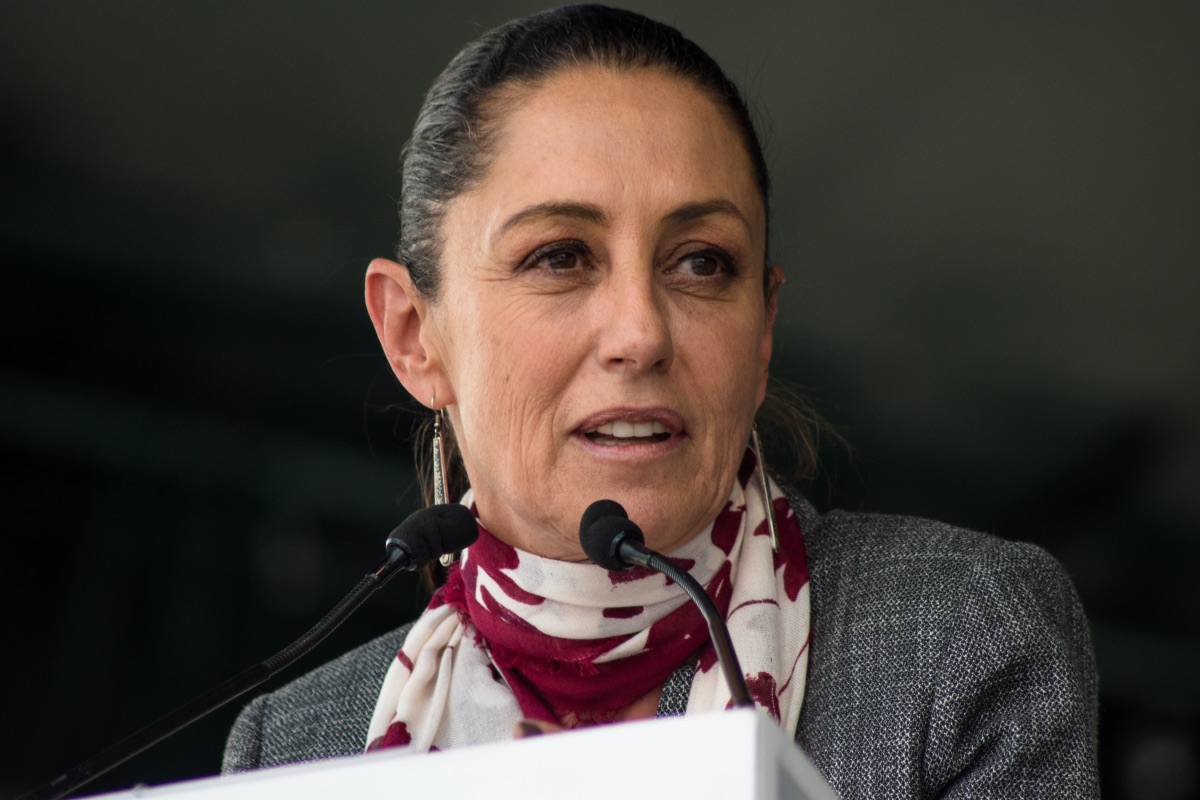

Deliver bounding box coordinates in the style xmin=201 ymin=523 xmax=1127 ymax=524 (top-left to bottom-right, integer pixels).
xmin=542 ymin=249 xmax=580 ymax=271
xmin=522 ymin=242 xmax=587 ymax=273
xmin=678 ymin=249 xmax=732 ymax=277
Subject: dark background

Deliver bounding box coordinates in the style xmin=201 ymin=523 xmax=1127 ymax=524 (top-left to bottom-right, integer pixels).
xmin=2 ymin=3 xmax=1197 ymax=798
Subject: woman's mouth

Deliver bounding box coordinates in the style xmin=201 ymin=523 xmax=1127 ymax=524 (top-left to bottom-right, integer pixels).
xmin=583 ymin=420 xmax=673 ymax=446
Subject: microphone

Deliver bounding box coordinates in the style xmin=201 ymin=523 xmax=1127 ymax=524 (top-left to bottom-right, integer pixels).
xmin=579 ymin=500 xmax=753 ymax=709
xmin=385 ymin=503 xmax=478 ymax=571
xmin=20 ymin=504 xmax=478 ymax=800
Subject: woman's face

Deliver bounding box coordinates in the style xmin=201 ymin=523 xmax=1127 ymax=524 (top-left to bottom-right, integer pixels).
xmin=396 ymin=66 xmax=776 ymax=561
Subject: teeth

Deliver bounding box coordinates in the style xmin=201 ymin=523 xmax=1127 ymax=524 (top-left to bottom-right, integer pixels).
xmin=588 ymin=420 xmax=669 ymax=438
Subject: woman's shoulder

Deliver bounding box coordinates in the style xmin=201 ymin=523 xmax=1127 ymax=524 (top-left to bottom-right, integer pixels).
xmin=788 ymin=494 xmax=1099 ymax=797
xmin=793 ymin=502 xmax=1098 ymax=681
xmin=222 ymin=622 xmax=413 ymax=774
xmin=796 ymin=499 xmax=1081 ymax=608
xmin=790 ymin=493 xmax=1095 ymax=670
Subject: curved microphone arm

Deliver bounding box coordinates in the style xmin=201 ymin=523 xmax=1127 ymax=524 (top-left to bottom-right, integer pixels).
xmin=577 ymin=500 xmax=754 ymax=710
xmin=616 ymin=540 xmax=754 ymax=709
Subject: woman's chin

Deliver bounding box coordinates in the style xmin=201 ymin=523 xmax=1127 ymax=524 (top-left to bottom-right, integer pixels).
xmin=556 ymin=451 xmax=731 ymax=555
xmin=581 ymin=490 xmax=717 ymax=556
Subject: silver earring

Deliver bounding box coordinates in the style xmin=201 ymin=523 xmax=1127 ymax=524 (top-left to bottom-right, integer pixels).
xmin=750 ymin=423 xmax=779 ymax=553
xmin=431 ymin=402 xmax=448 ymax=507
xmin=431 ymin=401 xmax=460 ymax=567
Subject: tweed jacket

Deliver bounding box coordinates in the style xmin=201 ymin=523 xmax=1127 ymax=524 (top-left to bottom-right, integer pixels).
xmin=223 ymin=496 xmax=1100 ymax=798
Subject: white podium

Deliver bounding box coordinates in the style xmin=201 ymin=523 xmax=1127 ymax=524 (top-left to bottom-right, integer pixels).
xmin=89 ymin=710 xmax=839 ymax=800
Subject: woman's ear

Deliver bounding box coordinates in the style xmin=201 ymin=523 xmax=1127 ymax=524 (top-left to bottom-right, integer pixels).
xmin=757 ymin=265 xmax=785 ymax=405
xmin=765 ymin=265 xmax=784 ymax=328
xmin=364 ymin=258 xmax=453 ymax=407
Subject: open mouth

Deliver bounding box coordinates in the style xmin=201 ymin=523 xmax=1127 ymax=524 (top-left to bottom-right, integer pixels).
xmin=583 ymin=420 xmax=673 ymax=446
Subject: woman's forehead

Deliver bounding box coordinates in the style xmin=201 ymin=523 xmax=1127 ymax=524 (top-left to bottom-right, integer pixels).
xmin=466 ymin=65 xmax=765 ymax=234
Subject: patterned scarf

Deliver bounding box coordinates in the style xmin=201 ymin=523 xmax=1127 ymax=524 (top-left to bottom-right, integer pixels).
xmin=365 ymin=453 xmax=811 ymax=752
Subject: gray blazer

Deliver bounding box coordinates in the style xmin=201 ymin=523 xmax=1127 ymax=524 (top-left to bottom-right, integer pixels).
xmin=223 ymin=497 xmax=1099 ymax=798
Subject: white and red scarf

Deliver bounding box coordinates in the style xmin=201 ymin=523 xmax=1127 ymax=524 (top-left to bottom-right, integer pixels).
xmin=366 ymin=452 xmax=811 ymax=752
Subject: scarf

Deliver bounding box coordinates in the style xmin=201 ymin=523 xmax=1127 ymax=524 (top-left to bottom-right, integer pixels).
xmin=365 ymin=452 xmax=811 ymax=752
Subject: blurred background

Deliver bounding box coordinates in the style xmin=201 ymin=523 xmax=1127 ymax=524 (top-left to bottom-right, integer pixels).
xmin=2 ymin=2 xmax=1197 ymax=798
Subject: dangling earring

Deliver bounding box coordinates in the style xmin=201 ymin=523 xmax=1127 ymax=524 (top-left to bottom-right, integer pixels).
xmin=750 ymin=423 xmax=779 ymax=553
xmin=430 ymin=398 xmax=460 ymax=567
xmin=430 ymin=399 xmax=448 ymax=507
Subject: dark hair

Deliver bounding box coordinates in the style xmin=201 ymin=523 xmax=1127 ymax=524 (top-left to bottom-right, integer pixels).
xmin=398 ymin=6 xmax=835 ymax=562
xmin=397 ymin=4 xmax=770 ymax=300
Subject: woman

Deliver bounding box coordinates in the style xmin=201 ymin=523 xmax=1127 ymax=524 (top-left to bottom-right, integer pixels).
xmin=224 ymin=6 xmax=1098 ymax=796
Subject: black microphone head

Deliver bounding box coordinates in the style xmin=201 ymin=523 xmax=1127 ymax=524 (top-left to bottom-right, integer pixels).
xmin=387 ymin=504 xmax=478 ymax=567
xmin=580 ymin=498 xmax=627 ymax=530
xmin=579 ymin=499 xmax=645 ymax=571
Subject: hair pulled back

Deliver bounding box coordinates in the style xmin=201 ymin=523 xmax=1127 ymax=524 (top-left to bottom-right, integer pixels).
xmin=397 ymin=4 xmax=770 ymax=298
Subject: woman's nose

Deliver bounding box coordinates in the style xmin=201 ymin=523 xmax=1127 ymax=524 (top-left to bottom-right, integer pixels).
xmin=594 ymin=272 xmax=675 ymax=375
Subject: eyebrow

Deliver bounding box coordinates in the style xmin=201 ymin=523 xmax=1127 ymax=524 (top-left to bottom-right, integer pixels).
xmin=492 ymin=197 xmax=751 ymax=246
xmin=663 ymin=198 xmax=750 ymax=230
xmin=493 ymin=202 xmax=608 ymax=245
